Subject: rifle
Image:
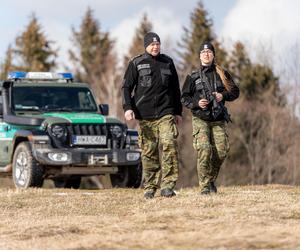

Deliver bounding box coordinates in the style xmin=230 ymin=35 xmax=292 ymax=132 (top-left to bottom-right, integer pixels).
xmin=196 ymin=71 xmax=232 ymax=123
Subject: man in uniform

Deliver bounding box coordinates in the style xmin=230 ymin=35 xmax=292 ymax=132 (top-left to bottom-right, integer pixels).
xmin=122 ymin=32 xmax=182 ymax=199
xmin=181 ymin=42 xmax=239 ymax=194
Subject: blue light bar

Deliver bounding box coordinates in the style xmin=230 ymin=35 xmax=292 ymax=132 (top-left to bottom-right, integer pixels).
xmin=7 ymin=71 xmax=74 ymax=81
xmin=7 ymin=71 xmax=27 ymax=80
xmin=58 ymin=72 xmax=73 ymax=80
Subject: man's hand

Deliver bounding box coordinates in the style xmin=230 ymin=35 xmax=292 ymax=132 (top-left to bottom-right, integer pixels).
xmin=212 ymin=92 xmax=223 ymax=102
xmin=124 ymin=110 xmax=135 ymax=121
xmin=198 ymin=99 xmax=209 ymax=109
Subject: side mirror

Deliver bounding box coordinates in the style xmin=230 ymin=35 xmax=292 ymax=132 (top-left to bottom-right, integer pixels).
xmin=99 ymin=104 xmax=109 ymax=116
xmin=0 ymin=103 xmax=3 ymax=117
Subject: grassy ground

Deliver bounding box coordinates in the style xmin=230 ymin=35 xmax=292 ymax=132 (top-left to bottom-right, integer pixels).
xmin=0 ymin=185 xmax=300 ymax=250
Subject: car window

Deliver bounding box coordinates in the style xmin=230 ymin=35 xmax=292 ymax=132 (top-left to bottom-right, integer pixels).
xmin=12 ymin=86 xmax=98 ymax=112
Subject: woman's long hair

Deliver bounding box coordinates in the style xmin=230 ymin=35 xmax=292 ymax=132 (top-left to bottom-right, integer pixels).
xmin=215 ymin=64 xmax=232 ymax=91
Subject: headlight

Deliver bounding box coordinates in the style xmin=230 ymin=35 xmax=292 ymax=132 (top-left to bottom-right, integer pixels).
xmin=50 ymin=125 xmax=66 ymax=139
xmin=110 ymin=125 xmax=123 ymax=138
xmin=48 ymin=152 xmax=70 ymax=162
xmin=126 ymin=152 xmax=140 ymax=161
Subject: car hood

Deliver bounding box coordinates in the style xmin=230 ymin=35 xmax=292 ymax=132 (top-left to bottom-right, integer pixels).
xmin=40 ymin=112 xmax=123 ymax=126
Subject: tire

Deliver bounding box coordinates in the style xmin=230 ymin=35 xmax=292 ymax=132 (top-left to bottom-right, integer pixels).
xmin=53 ymin=177 xmax=81 ymax=189
xmin=110 ymin=162 xmax=142 ymax=188
xmin=12 ymin=142 xmax=44 ymax=188
xmin=110 ymin=167 xmax=129 ymax=188
xmin=127 ymin=162 xmax=143 ymax=188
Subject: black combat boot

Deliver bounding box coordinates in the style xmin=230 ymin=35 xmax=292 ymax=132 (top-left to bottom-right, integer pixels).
xmin=210 ymin=182 xmax=217 ymax=193
xmin=161 ymin=188 xmax=176 ymax=197
xmin=144 ymin=191 xmax=155 ymax=199
xmin=200 ymin=186 xmax=211 ymax=195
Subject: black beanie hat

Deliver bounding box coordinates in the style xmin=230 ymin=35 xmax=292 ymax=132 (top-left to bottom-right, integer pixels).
xmin=199 ymin=41 xmax=215 ymax=55
xmin=144 ymin=32 xmax=161 ymax=48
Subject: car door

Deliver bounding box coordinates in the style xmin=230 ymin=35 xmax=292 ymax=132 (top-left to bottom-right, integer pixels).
xmin=0 ymin=121 xmax=12 ymax=167
xmin=0 ymin=92 xmax=10 ymax=166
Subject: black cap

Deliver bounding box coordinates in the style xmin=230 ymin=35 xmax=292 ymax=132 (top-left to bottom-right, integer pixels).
xmin=144 ymin=32 xmax=161 ymax=48
xmin=199 ymin=41 xmax=215 ymax=55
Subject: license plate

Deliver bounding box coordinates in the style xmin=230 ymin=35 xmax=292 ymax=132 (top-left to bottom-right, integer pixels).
xmin=72 ymin=135 xmax=106 ymax=145
xmin=88 ymin=154 xmax=108 ymax=165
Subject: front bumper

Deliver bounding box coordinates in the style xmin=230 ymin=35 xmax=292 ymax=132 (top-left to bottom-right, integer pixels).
xmin=32 ymin=145 xmax=141 ymax=167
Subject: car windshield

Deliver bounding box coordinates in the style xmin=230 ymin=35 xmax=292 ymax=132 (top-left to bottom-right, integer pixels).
xmin=12 ymin=86 xmax=98 ymax=112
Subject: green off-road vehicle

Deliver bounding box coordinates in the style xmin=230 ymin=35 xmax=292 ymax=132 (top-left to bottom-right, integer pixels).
xmin=0 ymin=72 xmax=142 ymax=189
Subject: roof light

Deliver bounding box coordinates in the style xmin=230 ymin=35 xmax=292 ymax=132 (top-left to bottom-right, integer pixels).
xmin=7 ymin=71 xmax=74 ymax=81
xmin=7 ymin=71 xmax=27 ymax=80
xmin=26 ymin=72 xmax=56 ymax=79
xmin=58 ymin=73 xmax=73 ymax=81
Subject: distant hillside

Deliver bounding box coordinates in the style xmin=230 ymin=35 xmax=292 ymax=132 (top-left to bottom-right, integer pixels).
xmin=0 ymin=185 xmax=300 ymax=250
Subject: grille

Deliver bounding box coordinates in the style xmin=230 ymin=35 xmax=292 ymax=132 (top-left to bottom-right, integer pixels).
xmin=66 ymin=124 xmax=125 ymax=149
xmin=67 ymin=124 xmax=108 ymax=136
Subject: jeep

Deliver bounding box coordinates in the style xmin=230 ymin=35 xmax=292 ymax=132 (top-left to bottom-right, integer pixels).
xmin=0 ymin=72 xmax=142 ymax=189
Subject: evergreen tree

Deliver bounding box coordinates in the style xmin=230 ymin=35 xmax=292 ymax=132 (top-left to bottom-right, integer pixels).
xmin=228 ymin=42 xmax=283 ymax=103
xmin=14 ymin=13 xmax=57 ymax=71
xmin=123 ymin=13 xmax=153 ymax=66
xmin=69 ymin=7 xmax=121 ymax=116
xmin=0 ymin=45 xmax=13 ymax=80
xmin=177 ymin=1 xmax=227 ymax=79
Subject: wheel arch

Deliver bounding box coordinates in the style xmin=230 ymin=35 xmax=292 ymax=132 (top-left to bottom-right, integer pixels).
xmin=11 ymin=130 xmax=35 ymax=163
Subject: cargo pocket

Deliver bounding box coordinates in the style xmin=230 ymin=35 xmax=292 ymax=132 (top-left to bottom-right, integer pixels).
xmin=139 ymin=68 xmax=152 ymax=87
xmin=161 ymin=68 xmax=172 ymax=86
xmin=159 ymin=116 xmax=178 ymax=142
xmin=164 ymin=122 xmax=179 ymax=140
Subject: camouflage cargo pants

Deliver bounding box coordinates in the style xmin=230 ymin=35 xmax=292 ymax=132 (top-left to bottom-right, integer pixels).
xmin=192 ymin=116 xmax=230 ymax=190
xmin=138 ymin=115 xmax=179 ymax=192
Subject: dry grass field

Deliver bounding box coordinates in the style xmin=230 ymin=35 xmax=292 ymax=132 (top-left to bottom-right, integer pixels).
xmin=0 ymin=184 xmax=300 ymax=250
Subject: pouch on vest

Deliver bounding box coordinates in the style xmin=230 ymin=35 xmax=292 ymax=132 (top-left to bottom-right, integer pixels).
xmin=161 ymin=68 xmax=172 ymax=86
xmin=195 ymin=78 xmax=204 ymax=91
xmin=138 ymin=68 xmax=152 ymax=87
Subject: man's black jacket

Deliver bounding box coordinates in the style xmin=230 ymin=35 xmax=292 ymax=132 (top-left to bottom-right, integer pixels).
xmin=122 ymin=52 xmax=182 ymax=120
xmin=181 ymin=64 xmax=239 ymax=122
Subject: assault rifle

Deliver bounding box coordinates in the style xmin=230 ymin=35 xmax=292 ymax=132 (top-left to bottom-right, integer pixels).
xmin=196 ymin=72 xmax=232 ymax=123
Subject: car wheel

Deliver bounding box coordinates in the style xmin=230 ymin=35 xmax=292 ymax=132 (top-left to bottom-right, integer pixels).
xmin=127 ymin=162 xmax=143 ymax=188
xmin=12 ymin=142 xmax=44 ymax=188
xmin=110 ymin=167 xmax=129 ymax=188
xmin=110 ymin=163 xmax=142 ymax=188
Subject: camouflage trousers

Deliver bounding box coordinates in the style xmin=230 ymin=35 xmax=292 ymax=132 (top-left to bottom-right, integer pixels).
xmin=192 ymin=116 xmax=230 ymax=190
xmin=138 ymin=115 xmax=179 ymax=192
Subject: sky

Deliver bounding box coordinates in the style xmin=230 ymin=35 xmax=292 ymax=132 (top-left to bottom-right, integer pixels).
xmin=0 ymin=0 xmax=299 ymax=74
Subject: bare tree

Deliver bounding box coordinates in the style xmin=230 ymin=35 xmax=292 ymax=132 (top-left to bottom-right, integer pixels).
xmin=69 ymin=7 xmax=122 ymax=117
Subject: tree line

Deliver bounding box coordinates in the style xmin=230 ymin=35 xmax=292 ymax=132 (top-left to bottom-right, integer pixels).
xmin=1 ymin=2 xmax=299 ymax=187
